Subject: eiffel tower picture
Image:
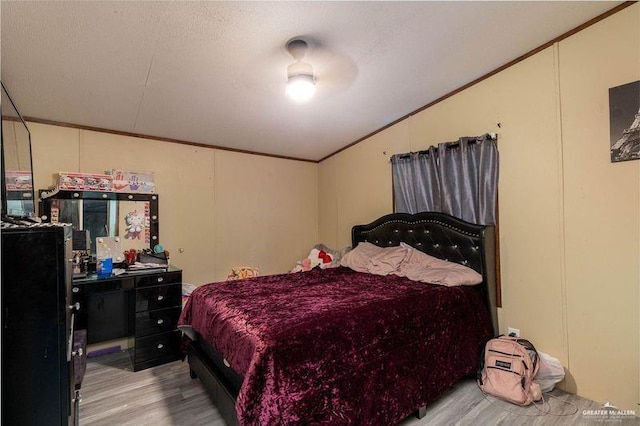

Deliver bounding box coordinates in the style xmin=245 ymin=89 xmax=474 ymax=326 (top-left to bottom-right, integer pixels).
xmin=609 ymin=80 xmax=640 ymax=163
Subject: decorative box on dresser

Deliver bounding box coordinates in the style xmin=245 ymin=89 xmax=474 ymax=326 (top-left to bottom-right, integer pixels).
xmin=1 ymin=223 xmax=85 ymax=425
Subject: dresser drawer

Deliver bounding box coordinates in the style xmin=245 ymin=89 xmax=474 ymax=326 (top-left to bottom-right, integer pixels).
xmin=134 ymin=330 xmax=181 ymax=364
xmin=135 ymin=284 xmax=181 ymax=312
xmin=135 ymin=307 xmax=181 ymax=337
xmin=136 ymin=271 xmax=181 ymax=288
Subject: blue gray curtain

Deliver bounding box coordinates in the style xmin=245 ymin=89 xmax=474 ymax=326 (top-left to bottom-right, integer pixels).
xmin=391 ymin=134 xmax=499 ymax=225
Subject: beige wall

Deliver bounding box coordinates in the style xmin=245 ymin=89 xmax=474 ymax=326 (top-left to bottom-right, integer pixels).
xmin=30 ymin=124 xmax=318 ymax=286
xmin=319 ymin=4 xmax=639 ymax=411
xmin=213 ymin=150 xmax=318 ymax=280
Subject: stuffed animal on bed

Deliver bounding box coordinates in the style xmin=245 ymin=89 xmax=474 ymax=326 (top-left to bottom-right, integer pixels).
xmin=226 ymin=267 xmax=259 ymax=280
xmin=291 ymin=247 xmax=334 ymax=272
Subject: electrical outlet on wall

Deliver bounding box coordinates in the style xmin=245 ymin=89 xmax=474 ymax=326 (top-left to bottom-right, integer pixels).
xmin=508 ymin=327 xmax=520 ymax=337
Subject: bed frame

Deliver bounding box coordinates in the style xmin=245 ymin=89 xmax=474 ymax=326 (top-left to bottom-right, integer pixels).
xmin=187 ymin=211 xmax=498 ymax=426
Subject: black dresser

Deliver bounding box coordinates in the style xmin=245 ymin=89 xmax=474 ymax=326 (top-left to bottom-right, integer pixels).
xmin=1 ymin=223 xmax=82 ymax=425
xmin=72 ymin=267 xmax=182 ymax=371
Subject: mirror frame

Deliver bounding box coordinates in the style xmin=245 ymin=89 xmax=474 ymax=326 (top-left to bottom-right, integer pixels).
xmin=39 ymin=189 xmax=160 ymax=251
xmin=1 ymin=81 xmax=36 ymax=218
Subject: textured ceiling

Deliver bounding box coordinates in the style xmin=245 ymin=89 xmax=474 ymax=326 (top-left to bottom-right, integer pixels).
xmin=1 ymin=1 xmax=622 ymax=161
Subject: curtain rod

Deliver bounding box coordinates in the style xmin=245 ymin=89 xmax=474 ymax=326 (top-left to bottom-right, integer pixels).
xmin=388 ymin=133 xmax=498 ymax=162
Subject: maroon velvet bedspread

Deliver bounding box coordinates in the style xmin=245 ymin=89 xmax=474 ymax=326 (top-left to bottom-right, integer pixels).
xmin=178 ymin=267 xmax=492 ymax=425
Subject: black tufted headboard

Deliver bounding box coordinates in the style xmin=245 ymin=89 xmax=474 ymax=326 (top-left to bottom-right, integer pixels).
xmin=352 ymin=211 xmax=498 ymax=335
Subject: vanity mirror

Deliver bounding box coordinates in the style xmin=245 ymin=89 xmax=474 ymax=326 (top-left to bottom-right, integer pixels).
xmin=39 ymin=190 xmax=159 ymax=255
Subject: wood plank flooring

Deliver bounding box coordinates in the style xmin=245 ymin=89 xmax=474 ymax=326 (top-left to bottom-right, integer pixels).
xmin=80 ymin=351 xmax=636 ymax=425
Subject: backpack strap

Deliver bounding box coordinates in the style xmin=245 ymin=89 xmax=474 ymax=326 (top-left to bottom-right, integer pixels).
xmin=515 ymin=338 xmax=539 ymax=375
xmin=477 ymin=339 xmax=489 ymax=385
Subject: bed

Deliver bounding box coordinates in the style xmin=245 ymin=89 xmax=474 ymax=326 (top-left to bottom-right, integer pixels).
xmin=179 ymin=211 xmax=498 ymax=425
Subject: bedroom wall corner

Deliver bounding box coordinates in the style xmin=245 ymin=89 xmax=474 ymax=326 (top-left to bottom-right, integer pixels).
xmin=214 ymin=150 xmax=318 ymax=281
xmin=329 ymin=122 xmax=410 ymax=249
xmin=318 ymin=156 xmax=339 ymax=250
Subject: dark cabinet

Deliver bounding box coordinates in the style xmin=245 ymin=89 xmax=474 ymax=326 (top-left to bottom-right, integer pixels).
xmin=1 ymin=224 xmax=78 ymax=425
xmin=72 ymin=277 xmax=135 ymax=344
xmin=71 ymin=268 xmax=182 ymax=372
xmin=133 ymin=270 xmax=182 ymax=371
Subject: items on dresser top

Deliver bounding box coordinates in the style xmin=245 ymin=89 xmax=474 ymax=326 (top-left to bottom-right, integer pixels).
xmin=73 ymin=267 xmax=182 ymax=371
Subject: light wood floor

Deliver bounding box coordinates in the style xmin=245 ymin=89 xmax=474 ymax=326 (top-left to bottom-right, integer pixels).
xmin=79 ymin=351 xmax=635 ymax=425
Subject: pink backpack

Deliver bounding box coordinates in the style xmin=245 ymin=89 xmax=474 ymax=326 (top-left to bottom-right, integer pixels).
xmin=477 ymin=336 xmax=542 ymax=406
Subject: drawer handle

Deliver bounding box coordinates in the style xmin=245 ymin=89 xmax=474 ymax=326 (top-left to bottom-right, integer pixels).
xmin=157 ymin=343 xmax=164 ymax=350
xmin=157 ymin=277 xmax=164 ymax=283
xmin=72 ymin=287 xmax=79 ymax=293
xmin=157 ymin=295 xmax=164 ymax=301
xmin=156 ymin=319 xmax=164 ymax=325
xmin=68 ymin=302 xmax=80 ymax=312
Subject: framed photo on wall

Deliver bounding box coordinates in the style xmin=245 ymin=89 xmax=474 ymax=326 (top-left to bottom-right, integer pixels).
xmin=609 ymin=80 xmax=639 ymax=163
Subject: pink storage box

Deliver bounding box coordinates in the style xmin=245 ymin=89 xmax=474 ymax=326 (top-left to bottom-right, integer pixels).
xmin=58 ymin=172 xmax=112 ymax=191
xmin=106 ymin=169 xmax=155 ymax=193
xmin=5 ymin=171 xmax=33 ymax=190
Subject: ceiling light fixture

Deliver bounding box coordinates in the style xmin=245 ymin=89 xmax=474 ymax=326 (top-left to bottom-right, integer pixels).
xmin=286 ymin=39 xmax=316 ymax=102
